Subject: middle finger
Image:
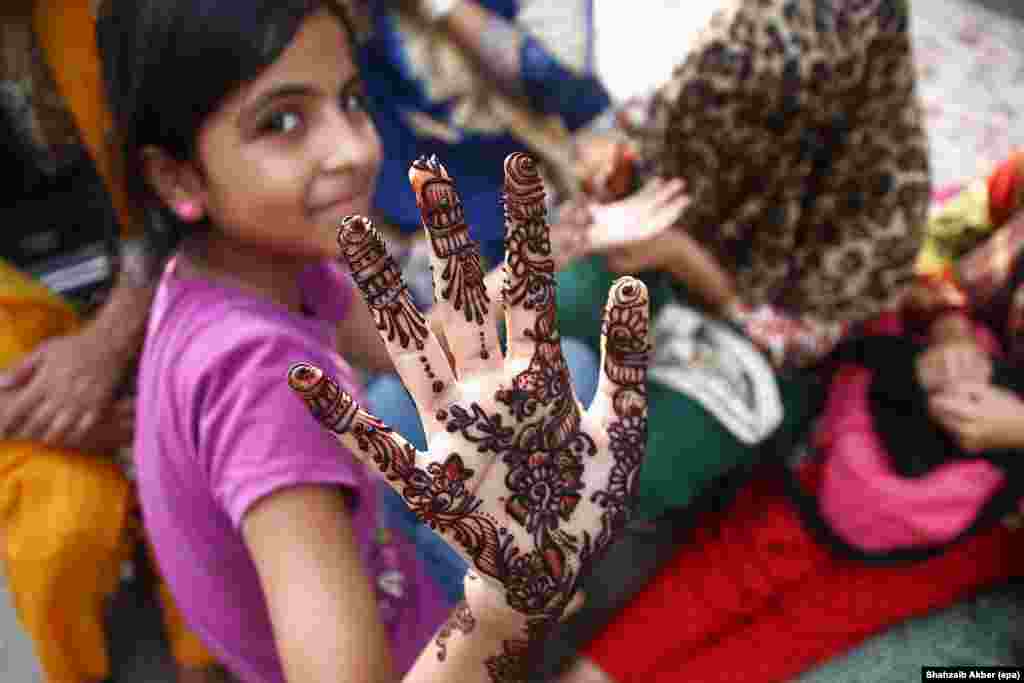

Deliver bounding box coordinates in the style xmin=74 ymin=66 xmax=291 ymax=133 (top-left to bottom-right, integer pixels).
xmin=409 ymin=155 xmax=502 ymax=379
xmin=337 ymin=215 xmax=457 ymax=419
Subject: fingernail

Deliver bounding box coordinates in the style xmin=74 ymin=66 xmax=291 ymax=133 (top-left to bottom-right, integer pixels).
xmin=288 ymin=362 xmax=361 ymax=435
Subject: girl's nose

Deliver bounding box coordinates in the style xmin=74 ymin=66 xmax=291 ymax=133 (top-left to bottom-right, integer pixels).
xmin=319 ymin=109 xmax=380 ymax=174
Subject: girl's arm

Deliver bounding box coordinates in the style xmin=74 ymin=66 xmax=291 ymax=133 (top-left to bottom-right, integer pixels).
xmin=243 ymin=483 xmax=545 ymax=683
xmin=243 ymin=484 xmax=395 ymax=683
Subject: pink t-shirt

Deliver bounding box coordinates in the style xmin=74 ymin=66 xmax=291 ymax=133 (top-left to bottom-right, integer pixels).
xmin=133 ymin=258 xmax=450 ymax=683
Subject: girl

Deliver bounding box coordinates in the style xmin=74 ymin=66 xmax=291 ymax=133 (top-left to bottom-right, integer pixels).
xmin=97 ymin=0 xmax=648 ymax=681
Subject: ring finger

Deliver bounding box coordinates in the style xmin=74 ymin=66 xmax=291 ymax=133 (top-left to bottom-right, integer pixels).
xmin=409 ymin=155 xmax=502 ymax=379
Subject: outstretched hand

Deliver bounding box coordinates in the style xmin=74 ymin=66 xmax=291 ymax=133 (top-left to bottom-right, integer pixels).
xmin=288 ymin=153 xmax=650 ymax=651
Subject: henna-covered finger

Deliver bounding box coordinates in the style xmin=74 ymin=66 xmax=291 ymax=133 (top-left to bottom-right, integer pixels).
xmin=409 ymin=155 xmax=501 ymax=379
xmin=589 ymin=277 xmax=650 ymax=531
xmin=288 ymin=362 xmax=485 ymax=560
xmin=500 ymin=152 xmax=563 ymax=366
xmin=592 ymin=277 xmax=651 ymax=421
xmin=337 ymin=215 xmax=456 ymax=418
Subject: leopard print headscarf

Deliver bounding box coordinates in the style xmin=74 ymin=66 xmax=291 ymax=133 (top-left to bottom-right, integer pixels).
xmin=629 ymin=0 xmax=930 ymax=324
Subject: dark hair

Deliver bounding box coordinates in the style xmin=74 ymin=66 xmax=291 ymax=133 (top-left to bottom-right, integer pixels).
xmin=95 ymin=0 xmax=368 ymax=261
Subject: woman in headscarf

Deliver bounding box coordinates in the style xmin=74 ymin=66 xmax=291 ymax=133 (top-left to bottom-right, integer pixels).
xmin=573 ymin=0 xmax=932 ymax=368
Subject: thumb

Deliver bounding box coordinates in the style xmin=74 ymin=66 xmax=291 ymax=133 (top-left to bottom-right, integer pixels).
xmin=0 ymin=347 xmax=43 ymax=389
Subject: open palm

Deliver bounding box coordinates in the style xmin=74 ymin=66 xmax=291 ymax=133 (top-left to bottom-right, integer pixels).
xmin=288 ymin=153 xmax=650 ymax=638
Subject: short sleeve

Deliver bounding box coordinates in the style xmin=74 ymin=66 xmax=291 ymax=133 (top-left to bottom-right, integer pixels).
xmin=299 ymin=260 xmax=354 ymax=324
xmin=188 ymin=317 xmax=364 ymax=529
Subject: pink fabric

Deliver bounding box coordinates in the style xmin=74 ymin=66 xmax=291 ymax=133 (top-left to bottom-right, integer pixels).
xmin=931 ymin=182 xmax=967 ymax=206
xmin=134 ymin=259 xmax=450 ymax=683
xmin=815 ymin=314 xmax=1008 ymax=552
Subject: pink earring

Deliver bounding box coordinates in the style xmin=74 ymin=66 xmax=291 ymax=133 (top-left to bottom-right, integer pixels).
xmin=174 ymin=200 xmax=202 ymax=222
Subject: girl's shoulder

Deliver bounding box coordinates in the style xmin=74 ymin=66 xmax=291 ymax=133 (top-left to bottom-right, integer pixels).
xmin=145 ymin=269 xmax=340 ymax=400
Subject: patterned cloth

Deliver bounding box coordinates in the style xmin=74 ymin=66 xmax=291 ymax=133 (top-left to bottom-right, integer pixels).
xmin=622 ymin=0 xmax=931 ymax=326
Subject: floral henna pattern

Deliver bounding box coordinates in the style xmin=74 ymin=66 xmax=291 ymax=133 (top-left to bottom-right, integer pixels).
xmin=288 ymin=363 xmax=504 ymax=578
xmin=338 ymin=215 xmax=430 ymax=351
xmin=410 ymin=155 xmax=490 ymax=326
xmin=501 ymin=153 xmax=580 ymax=452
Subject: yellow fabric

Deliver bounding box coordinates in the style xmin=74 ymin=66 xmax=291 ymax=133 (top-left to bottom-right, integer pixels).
xmin=0 ymin=259 xmax=79 ymax=371
xmin=0 ymin=258 xmax=215 ymax=678
xmin=0 ymin=445 xmax=132 ymax=683
xmin=917 ymin=178 xmax=995 ymax=277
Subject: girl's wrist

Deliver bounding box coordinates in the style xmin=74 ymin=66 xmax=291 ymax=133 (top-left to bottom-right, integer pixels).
xmin=461 ymin=572 xmax=532 ymax=637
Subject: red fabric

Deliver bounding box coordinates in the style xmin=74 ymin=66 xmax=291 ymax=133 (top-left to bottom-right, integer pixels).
xmin=584 ymin=465 xmax=1023 ymax=683
xmin=988 ymin=150 xmax=1024 ymax=229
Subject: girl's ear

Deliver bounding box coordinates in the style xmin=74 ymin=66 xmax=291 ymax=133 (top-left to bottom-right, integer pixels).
xmin=140 ymin=146 xmax=208 ymax=223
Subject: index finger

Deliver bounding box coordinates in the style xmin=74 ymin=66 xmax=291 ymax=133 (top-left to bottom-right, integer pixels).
xmin=337 ymin=215 xmax=456 ymax=419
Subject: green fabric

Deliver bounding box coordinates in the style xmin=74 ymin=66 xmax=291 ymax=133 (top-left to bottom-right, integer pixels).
xmin=556 ymin=256 xmax=818 ymax=520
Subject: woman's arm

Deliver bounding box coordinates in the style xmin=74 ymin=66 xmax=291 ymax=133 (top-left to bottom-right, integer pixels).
xmin=243 ymin=483 xmax=548 ymax=683
xmin=0 ymin=238 xmax=157 ymax=448
xmin=605 ymin=228 xmax=739 ymax=315
xmin=431 ymin=0 xmax=611 ymax=129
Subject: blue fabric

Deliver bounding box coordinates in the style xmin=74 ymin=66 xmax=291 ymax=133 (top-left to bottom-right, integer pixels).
xmin=358 ymin=1 xmax=611 ymax=267
xmin=365 ymin=336 xmax=602 ymax=605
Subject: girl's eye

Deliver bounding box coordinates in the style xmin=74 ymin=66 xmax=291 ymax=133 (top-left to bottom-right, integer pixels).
xmin=342 ymin=90 xmax=368 ymax=114
xmin=263 ymin=110 xmax=302 ymax=135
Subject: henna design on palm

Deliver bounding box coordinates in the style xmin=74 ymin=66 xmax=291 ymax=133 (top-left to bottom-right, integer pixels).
xmin=290 ymin=154 xmax=650 ymax=682
xmin=435 ymin=602 xmax=477 ymax=662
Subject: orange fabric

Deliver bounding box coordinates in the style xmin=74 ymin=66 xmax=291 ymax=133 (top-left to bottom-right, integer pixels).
xmin=32 ymin=0 xmax=136 ymax=234
xmin=157 ymin=572 xmax=219 ymax=668
xmin=0 ymin=258 xmax=215 ymax=674
xmin=0 ymin=444 xmax=134 ymax=683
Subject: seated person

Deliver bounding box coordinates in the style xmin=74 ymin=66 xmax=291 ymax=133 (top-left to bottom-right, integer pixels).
xmin=556 ymin=148 xmax=1024 ymax=683
xmin=0 ymin=3 xmax=220 ymax=681
xmin=358 ymin=0 xmax=614 ymax=270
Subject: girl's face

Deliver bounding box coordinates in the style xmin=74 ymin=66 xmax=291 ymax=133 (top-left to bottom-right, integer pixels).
xmin=193 ymin=9 xmax=381 ymax=260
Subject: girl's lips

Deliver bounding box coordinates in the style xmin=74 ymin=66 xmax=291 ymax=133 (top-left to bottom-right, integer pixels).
xmin=310 ymin=192 xmax=366 ymax=220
